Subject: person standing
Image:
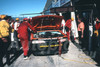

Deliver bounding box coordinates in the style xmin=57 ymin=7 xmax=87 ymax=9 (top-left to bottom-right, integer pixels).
xmin=14 ymin=18 xmax=20 ymax=41
xmin=0 ymin=15 xmax=11 ymax=67
xmin=65 ymin=19 xmax=72 ymax=41
xmin=95 ymin=17 xmax=100 ymax=46
xmin=17 ymin=18 xmax=35 ymax=60
xmin=61 ymin=19 xmax=66 ymax=34
xmin=95 ymin=17 xmax=100 ymax=31
xmin=78 ymin=18 xmax=85 ymax=47
xmin=10 ymin=19 xmax=16 ymax=48
xmin=10 ymin=19 xmax=15 ymax=29
xmin=13 ymin=18 xmax=20 ymax=49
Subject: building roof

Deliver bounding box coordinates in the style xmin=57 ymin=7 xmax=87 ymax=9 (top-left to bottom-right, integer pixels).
xmin=44 ymin=0 xmax=53 ymax=11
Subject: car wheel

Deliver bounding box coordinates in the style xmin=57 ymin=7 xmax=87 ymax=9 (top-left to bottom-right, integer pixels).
xmin=62 ymin=41 xmax=69 ymax=53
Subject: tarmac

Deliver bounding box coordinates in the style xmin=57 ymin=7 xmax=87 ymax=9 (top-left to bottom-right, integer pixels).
xmin=4 ymin=40 xmax=98 ymax=67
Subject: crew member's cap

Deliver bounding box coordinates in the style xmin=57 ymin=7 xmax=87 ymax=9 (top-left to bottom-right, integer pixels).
xmin=1 ymin=15 xmax=6 ymax=19
xmin=23 ymin=18 xmax=28 ymax=21
xmin=16 ymin=18 xmax=19 ymax=21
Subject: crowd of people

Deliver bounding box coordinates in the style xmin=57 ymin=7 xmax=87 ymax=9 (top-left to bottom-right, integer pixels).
xmin=0 ymin=14 xmax=100 ymax=67
xmin=62 ymin=14 xmax=100 ymax=51
xmin=0 ymin=15 xmax=36 ymax=67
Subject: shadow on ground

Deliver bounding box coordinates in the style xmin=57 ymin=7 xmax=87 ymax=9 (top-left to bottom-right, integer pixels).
xmin=72 ymin=40 xmax=100 ymax=67
xmin=28 ymin=49 xmax=68 ymax=56
xmin=3 ymin=49 xmax=23 ymax=67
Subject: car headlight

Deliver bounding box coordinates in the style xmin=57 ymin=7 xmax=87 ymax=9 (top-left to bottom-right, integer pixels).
xmin=57 ymin=38 xmax=67 ymax=43
xmin=32 ymin=40 xmax=46 ymax=44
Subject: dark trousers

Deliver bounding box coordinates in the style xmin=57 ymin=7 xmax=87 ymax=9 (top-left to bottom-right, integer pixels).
xmin=98 ymin=30 xmax=100 ymax=47
xmin=14 ymin=30 xmax=18 ymax=41
xmin=78 ymin=31 xmax=84 ymax=48
xmin=0 ymin=37 xmax=10 ymax=67
xmin=0 ymin=38 xmax=3 ymax=67
xmin=14 ymin=30 xmax=19 ymax=49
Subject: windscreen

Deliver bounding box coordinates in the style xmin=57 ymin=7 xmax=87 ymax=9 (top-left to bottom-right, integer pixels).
xmin=34 ymin=31 xmax=64 ymax=38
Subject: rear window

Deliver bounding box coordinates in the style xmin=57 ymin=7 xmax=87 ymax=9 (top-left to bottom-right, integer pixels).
xmin=34 ymin=31 xmax=64 ymax=38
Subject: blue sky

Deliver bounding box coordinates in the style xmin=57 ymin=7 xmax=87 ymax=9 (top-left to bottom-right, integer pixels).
xmin=0 ymin=0 xmax=47 ymax=17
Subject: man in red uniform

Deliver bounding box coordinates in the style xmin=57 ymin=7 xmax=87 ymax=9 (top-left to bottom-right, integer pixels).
xmin=17 ymin=18 xmax=35 ymax=60
xmin=65 ymin=19 xmax=72 ymax=40
xmin=95 ymin=17 xmax=100 ymax=30
xmin=95 ymin=17 xmax=100 ymax=47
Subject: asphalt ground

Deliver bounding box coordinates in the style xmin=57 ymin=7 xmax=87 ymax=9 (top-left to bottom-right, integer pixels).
xmin=3 ymin=41 xmax=98 ymax=67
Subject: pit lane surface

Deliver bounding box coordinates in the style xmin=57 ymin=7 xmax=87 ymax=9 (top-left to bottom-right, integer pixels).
xmin=5 ymin=41 xmax=97 ymax=67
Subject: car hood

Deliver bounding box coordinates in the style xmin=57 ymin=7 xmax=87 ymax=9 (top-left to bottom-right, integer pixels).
xmin=31 ymin=15 xmax=63 ymax=31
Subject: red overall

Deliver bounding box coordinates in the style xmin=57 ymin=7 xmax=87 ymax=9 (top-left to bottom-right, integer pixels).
xmin=65 ymin=19 xmax=71 ymax=40
xmin=17 ymin=21 xmax=35 ymax=56
xmin=95 ymin=22 xmax=100 ymax=30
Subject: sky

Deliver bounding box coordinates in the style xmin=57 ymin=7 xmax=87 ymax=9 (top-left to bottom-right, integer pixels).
xmin=0 ymin=0 xmax=47 ymax=17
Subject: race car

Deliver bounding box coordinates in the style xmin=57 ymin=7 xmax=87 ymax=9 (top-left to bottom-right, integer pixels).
xmin=30 ymin=15 xmax=69 ymax=54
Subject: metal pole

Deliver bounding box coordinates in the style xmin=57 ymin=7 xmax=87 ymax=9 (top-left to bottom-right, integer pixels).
xmin=89 ymin=9 xmax=93 ymax=52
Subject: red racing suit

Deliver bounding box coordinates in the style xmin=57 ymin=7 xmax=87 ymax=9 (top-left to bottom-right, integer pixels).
xmin=65 ymin=19 xmax=71 ymax=40
xmin=95 ymin=22 xmax=100 ymax=30
xmin=17 ymin=21 xmax=35 ymax=56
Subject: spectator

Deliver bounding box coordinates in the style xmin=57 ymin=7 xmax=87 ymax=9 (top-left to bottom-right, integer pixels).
xmin=10 ymin=19 xmax=15 ymax=48
xmin=14 ymin=18 xmax=20 ymax=41
xmin=17 ymin=18 xmax=35 ymax=60
xmin=95 ymin=17 xmax=100 ymax=30
xmin=77 ymin=18 xmax=85 ymax=47
xmin=61 ymin=19 xmax=66 ymax=34
xmin=95 ymin=17 xmax=100 ymax=46
xmin=0 ymin=15 xmax=11 ymax=67
xmin=65 ymin=19 xmax=72 ymax=41
xmin=10 ymin=19 xmax=15 ymax=29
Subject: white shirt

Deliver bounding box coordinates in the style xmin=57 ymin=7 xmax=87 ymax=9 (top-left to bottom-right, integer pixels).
xmin=14 ymin=22 xmax=20 ymax=31
xmin=61 ymin=19 xmax=66 ymax=34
